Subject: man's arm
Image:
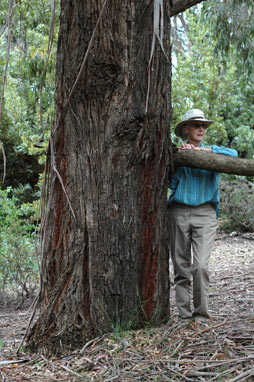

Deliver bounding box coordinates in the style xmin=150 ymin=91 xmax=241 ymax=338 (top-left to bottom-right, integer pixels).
xmin=179 ymin=144 xmax=238 ymax=157
xmin=179 ymin=144 xmax=212 ymax=152
xmin=210 ymin=145 xmax=238 ymax=158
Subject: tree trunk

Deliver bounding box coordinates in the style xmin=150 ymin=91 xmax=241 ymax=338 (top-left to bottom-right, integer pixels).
xmin=26 ymin=0 xmax=171 ymax=354
xmin=174 ymin=150 xmax=254 ymax=176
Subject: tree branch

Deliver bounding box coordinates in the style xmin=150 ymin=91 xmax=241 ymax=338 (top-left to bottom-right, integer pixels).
xmin=171 ymin=0 xmax=207 ymax=17
xmin=173 ymin=150 xmax=254 ymax=176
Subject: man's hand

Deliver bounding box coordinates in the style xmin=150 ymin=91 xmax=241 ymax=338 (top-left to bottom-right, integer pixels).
xmin=179 ymin=144 xmax=195 ymax=150
xmin=179 ymin=144 xmax=212 ymax=152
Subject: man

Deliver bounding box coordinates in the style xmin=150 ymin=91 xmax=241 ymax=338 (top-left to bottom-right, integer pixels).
xmin=168 ymin=109 xmax=237 ymax=324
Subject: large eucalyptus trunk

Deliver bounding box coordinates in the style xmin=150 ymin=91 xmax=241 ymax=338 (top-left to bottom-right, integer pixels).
xmin=27 ymin=0 xmax=171 ymax=354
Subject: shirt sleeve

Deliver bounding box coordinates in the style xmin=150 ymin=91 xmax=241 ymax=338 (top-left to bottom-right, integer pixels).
xmin=210 ymin=145 xmax=238 ymax=158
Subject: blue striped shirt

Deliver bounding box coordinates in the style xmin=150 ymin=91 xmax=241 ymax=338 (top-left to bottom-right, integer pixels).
xmin=168 ymin=144 xmax=238 ymax=217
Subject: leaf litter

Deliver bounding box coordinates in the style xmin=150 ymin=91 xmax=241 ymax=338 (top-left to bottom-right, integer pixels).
xmin=0 ymin=233 xmax=254 ymax=381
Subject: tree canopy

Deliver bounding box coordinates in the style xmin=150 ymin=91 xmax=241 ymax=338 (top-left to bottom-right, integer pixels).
xmin=1 ymin=0 xmax=254 ymax=190
xmin=171 ymin=1 xmax=254 ymax=161
xmin=0 ymin=0 xmax=59 ymax=188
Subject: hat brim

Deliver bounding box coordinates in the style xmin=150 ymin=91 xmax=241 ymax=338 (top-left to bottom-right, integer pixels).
xmin=175 ymin=119 xmax=214 ymax=138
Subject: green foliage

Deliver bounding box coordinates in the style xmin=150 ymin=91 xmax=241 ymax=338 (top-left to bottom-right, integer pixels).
xmin=1 ymin=0 xmax=58 ymax=133
xmin=172 ymin=4 xmax=254 ymax=234
xmin=0 ymin=4 xmax=58 ymax=298
xmin=0 ymin=187 xmax=39 ymax=301
xmin=172 ymin=8 xmax=230 ymax=145
xmin=220 ymin=178 xmax=254 ymax=233
xmin=0 ymin=0 xmax=59 ymax=191
xmin=0 ymin=1 xmax=60 ymax=302
xmin=171 ymin=5 xmax=254 ymax=161
xmin=203 ymin=0 xmax=254 ymax=74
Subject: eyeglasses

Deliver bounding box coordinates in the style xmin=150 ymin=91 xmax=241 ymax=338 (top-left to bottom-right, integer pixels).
xmin=190 ymin=123 xmax=207 ymax=129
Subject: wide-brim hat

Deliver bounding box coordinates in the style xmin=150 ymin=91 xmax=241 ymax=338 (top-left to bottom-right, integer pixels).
xmin=175 ymin=109 xmax=214 ymax=138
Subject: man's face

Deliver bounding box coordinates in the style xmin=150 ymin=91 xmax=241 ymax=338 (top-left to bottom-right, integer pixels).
xmin=185 ymin=122 xmax=207 ymax=145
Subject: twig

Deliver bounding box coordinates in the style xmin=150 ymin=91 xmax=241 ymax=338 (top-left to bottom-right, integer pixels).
xmin=80 ymin=334 xmax=106 ymax=353
xmin=228 ymin=367 xmax=254 ymax=382
xmin=60 ymin=364 xmax=82 ymax=378
xmin=210 ymin=366 xmax=240 ymax=381
xmin=199 ymin=319 xmax=228 ymax=333
xmin=165 ymin=367 xmax=193 ymax=381
xmin=170 ymin=340 xmax=184 ymax=357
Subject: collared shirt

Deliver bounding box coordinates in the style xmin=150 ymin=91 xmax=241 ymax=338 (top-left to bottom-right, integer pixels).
xmin=168 ymin=143 xmax=238 ymax=217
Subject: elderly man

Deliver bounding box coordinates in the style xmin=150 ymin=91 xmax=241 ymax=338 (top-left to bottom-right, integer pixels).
xmin=168 ymin=109 xmax=238 ymax=323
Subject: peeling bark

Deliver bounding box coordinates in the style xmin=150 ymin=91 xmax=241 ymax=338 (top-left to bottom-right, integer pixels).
xmin=26 ymin=0 xmax=171 ymax=355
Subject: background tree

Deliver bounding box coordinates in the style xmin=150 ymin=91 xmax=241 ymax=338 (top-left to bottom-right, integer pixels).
xmin=0 ymin=0 xmax=58 ymax=189
xmin=0 ymin=0 xmax=58 ymax=299
xmin=204 ymin=0 xmax=254 ymax=74
xmin=171 ymin=2 xmax=254 ymax=160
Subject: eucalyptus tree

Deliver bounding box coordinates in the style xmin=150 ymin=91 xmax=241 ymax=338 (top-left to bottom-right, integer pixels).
xmin=171 ymin=3 xmax=254 ymax=160
xmin=23 ymin=0 xmax=208 ymax=355
xmin=202 ymin=0 xmax=254 ymax=159
xmin=0 ymin=0 xmax=58 ymax=189
xmin=26 ymin=0 xmax=171 ymax=354
xmin=203 ymin=0 xmax=254 ymax=73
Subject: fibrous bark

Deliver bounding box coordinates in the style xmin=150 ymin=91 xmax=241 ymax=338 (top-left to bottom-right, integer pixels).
xmin=26 ymin=0 xmax=171 ymax=355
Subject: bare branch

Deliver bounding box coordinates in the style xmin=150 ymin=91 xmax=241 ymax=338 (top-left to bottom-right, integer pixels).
xmin=173 ymin=150 xmax=254 ymax=176
xmin=171 ymin=0 xmax=207 ymax=17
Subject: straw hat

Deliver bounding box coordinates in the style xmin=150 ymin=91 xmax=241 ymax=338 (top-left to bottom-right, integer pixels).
xmin=175 ymin=109 xmax=214 ymax=138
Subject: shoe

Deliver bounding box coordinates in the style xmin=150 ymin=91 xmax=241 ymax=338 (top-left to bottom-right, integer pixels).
xmin=177 ymin=316 xmax=193 ymax=328
xmin=194 ymin=315 xmax=210 ymax=323
xmin=193 ymin=315 xmax=211 ymax=329
xmin=179 ymin=316 xmax=192 ymax=320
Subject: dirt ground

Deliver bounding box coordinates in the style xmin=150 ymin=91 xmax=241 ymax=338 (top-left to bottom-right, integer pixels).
xmin=0 ymin=232 xmax=254 ymax=381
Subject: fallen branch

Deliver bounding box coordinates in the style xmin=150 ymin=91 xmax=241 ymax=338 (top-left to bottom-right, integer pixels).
xmin=173 ymin=150 xmax=254 ymax=176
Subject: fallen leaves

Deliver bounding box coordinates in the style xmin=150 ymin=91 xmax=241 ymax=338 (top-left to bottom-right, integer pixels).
xmin=0 ymin=233 xmax=254 ymax=381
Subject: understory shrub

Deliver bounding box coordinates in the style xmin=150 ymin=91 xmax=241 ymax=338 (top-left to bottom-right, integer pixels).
xmin=219 ymin=178 xmax=254 ymax=233
xmin=0 ymin=187 xmax=39 ymax=303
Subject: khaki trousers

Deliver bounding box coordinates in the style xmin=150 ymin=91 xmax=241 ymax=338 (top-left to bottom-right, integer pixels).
xmin=168 ymin=203 xmax=217 ymax=318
